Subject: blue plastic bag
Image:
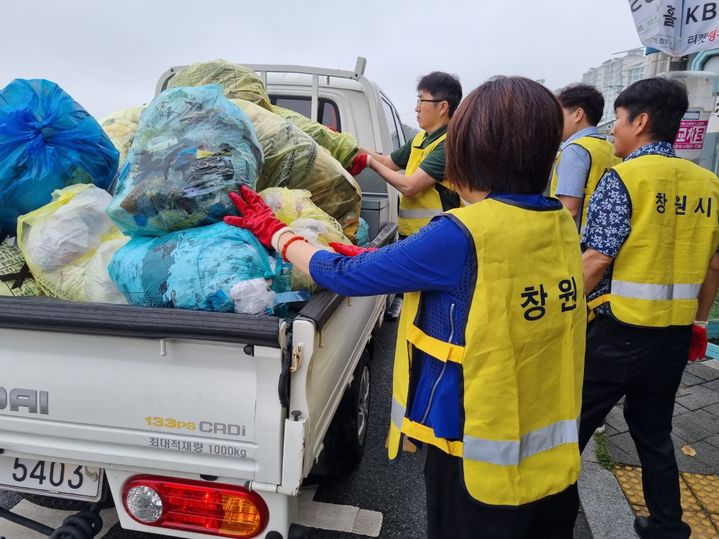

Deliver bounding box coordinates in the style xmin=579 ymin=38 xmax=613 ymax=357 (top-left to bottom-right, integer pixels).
xmin=108 ymin=222 xmax=290 ymax=312
xmin=106 ymin=85 xmax=263 ymax=236
xmin=0 ymin=79 xmax=119 ymax=236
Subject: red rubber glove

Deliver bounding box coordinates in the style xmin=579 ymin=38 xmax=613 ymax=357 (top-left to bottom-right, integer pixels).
xmin=347 ymin=153 xmax=370 ymax=176
xmin=688 ymin=323 xmax=708 ymax=362
xmin=329 ymin=242 xmax=377 ymax=257
xmin=224 ymin=186 xmax=290 ymax=250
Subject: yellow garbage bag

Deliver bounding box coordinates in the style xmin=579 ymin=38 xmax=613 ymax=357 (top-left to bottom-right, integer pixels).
xmin=17 ymin=184 xmax=128 ymax=302
xmin=260 ymin=188 xmax=352 ymax=290
xmin=100 ymin=106 xmax=144 ymax=169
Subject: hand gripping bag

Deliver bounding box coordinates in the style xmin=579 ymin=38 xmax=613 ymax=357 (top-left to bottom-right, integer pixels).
xmin=232 ymin=100 xmax=361 ymax=239
xmin=108 ymin=222 xmax=290 ymax=312
xmin=260 ymin=188 xmax=352 ymax=290
xmin=106 ymin=85 xmax=263 ymax=236
xmin=0 ymin=79 xmax=118 ymax=236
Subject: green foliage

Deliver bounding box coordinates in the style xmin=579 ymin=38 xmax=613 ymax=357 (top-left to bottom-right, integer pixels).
xmin=593 ymin=431 xmax=616 ymax=471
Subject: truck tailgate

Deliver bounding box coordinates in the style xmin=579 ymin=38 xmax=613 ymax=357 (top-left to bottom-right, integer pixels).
xmin=0 ymin=299 xmax=287 ymax=485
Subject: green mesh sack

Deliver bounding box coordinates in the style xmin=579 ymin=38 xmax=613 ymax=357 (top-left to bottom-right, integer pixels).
xmin=272 ymin=105 xmax=358 ymax=168
xmin=167 ymin=59 xmax=272 ymax=111
xmin=232 ymin=99 xmax=360 ymax=239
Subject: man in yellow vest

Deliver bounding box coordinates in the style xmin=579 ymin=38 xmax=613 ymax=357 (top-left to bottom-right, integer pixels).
xmin=580 ymin=78 xmax=719 ymax=539
xmin=348 ymin=72 xmax=463 ymax=239
xmin=549 ymin=84 xmax=620 ymax=233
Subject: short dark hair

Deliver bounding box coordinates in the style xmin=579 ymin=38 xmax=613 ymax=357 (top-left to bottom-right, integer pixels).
xmin=557 ymin=83 xmax=605 ymax=126
xmin=614 ymin=78 xmax=688 ymax=143
xmin=446 ymin=76 xmax=562 ymax=194
xmin=417 ymin=72 xmax=463 ymax=117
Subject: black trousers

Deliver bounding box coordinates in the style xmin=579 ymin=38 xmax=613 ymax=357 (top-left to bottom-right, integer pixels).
xmin=424 ymin=445 xmax=579 ymax=539
xmin=578 ymin=316 xmax=692 ymax=539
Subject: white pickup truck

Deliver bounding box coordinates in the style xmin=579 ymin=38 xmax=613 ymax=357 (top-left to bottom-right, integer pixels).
xmin=0 ymin=58 xmax=406 ymax=539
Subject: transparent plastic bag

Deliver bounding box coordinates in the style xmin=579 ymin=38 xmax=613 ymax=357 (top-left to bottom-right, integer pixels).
xmin=16 ymin=184 xmax=127 ymax=301
xmin=260 ymin=188 xmax=352 ymax=290
xmin=106 ymin=85 xmax=263 ymax=236
xmin=109 ymin=222 xmax=290 ymax=312
xmin=0 ymin=79 xmax=118 ymax=236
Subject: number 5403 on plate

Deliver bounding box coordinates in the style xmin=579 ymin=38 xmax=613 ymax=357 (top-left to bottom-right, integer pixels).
xmin=0 ymin=455 xmax=102 ymax=501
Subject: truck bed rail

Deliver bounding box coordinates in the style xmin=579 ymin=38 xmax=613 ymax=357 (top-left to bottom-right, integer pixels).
xmin=0 ymin=296 xmax=282 ymax=347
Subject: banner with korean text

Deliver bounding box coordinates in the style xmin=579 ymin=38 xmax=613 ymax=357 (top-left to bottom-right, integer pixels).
xmin=630 ymin=0 xmax=719 ymax=56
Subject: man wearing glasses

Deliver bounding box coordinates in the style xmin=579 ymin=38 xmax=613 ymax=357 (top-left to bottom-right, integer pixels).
xmin=349 ymin=72 xmax=463 ymax=239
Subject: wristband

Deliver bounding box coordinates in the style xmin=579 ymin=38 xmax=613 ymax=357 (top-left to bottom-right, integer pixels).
xmin=366 ymin=154 xmax=372 ymax=169
xmin=281 ymin=235 xmax=307 ymax=261
xmin=695 ymin=320 xmax=708 ymax=328
xmin=270 ymin=227 xmax=293 ymax=252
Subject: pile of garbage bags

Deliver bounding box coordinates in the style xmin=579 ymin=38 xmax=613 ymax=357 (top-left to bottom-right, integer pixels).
xmin=0 ymin=61 xmax=371 ymax=314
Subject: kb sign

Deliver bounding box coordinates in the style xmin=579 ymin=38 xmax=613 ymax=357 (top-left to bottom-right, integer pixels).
xmin=630 ymin=1 xmax=719 ymax=56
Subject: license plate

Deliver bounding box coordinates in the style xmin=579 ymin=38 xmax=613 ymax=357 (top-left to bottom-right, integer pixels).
xmin=0 ymin=456 xmax=102 ymax=500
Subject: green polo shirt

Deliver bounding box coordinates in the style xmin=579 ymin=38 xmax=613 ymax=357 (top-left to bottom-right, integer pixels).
xmin=389 ymin=125 xmax=459 ymax=211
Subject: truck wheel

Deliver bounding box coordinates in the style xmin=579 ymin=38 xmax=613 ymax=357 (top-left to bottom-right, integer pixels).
xmin=315 ymin=349 xmax=371 ymax=478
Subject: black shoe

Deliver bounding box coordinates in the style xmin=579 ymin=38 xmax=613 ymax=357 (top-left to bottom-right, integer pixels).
xmin=633 ymin=517 xmax=651 ymax=538
xmin=633 ymin=516 xmax=691 ymax=539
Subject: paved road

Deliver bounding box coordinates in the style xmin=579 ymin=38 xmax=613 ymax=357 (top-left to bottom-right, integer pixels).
xmin=0 ymin=319 xmax=592 ymax=538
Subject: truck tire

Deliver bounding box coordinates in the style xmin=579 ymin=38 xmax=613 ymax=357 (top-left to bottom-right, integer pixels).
xmin=314 ymin=349 xmax=371 ymax=478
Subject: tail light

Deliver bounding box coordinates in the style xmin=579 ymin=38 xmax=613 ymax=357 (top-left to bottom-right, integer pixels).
xmin=122 ymin=475 xmax=269 ymax=538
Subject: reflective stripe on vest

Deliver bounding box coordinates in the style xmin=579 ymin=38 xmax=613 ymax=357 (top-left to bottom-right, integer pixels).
xmin=550 ymin=135 xmax=619 ymax=231
xmin=463 ymin=419 xmax=578 ymax=466
xmin=591 ymin=154 xmax=719 ymax=327
xmin=398 ymin=130 xmax=447 ymax=236
xmin=610 ymin=281 xmax=702 ymax=301
xmin=388 ymin=198 xmax=586 ymax=506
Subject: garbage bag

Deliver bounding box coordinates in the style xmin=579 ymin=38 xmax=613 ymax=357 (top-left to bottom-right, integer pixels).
xmin=261 ymin=188 xmax=351 ymax=290
xmin=100 ymin=106 xmax=144 ymax=170
xmin=108 ymin=222 xmax=291 ymax=312
xmin=106 ymin=85 xmax=263 ymax=236
xmin=16 ymin=184 xmax=128 ymax=301
xmin=166 ymin=59 xmax=273 ymax=111
xmin=272 ymin=106 xmax=358 ymax=169
xmin=0 ymin=238 xmax=41 ymax=297
xmin=164 ymin=59 xmax=359 ymax=168
xmin=232 ymin=100 xmax=361 ymax=239
xmin=355 ymin=217 xmax=370 ymax=247
xmin=0 ymin=79 xmax=118 ymax=237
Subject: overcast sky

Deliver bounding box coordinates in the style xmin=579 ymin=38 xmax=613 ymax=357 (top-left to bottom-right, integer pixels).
xmin=1 ymin=0 xmax=642 ymax=127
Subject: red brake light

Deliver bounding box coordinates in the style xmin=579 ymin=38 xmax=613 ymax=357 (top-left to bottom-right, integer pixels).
xmin=122 ymin=475 xmax=269 ymax=538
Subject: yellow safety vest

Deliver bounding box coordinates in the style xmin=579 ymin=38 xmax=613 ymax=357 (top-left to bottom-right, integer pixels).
xmin=589 ymin=155 xmax=719 ymax=327
xmin=550 ymin=135 xmax=620 ymax=232
xmin=388 ymin=198 xmax=586 ymax=506
xmin=398 ymin=131 xmax=448 ymax=236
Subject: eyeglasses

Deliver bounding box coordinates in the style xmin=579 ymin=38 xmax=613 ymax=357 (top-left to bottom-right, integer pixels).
xmin=416 ymin=98 xmax=445 ymax=105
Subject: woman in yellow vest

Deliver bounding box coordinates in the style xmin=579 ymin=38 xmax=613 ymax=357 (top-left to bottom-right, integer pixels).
xmin=224 ymin=76 xmax=586 ymax=539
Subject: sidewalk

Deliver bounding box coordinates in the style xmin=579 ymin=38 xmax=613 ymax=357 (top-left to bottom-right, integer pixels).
xmin=579 ymin=357 xmax=719 ymax=538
